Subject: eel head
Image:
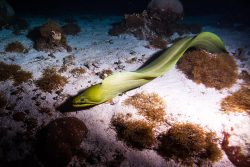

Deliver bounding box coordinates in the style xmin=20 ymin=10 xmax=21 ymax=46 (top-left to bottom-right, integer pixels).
xmin=72 ymin=84 xmax=105 ymax=107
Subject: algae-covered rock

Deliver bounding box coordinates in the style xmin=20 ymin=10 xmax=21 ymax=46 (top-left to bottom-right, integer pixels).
xmin=36 ymin=117 xmax=88 ymax=167
xmin=109 ymin=7 xmax=200 ymax=48
xmin=28 ymin=20 xmax=71 ymax=52
xmin=35 ymin=68 xmax=68 ymax=93
xmin=177 ymin=50 xmax=238 ymax=89
xmin=5 ymin=41 xmax=28 ymax=53
xmin=111 ymin=114 xmax=155 ymax=150
xmin=158 ymin=123 xmax=222 ymax=165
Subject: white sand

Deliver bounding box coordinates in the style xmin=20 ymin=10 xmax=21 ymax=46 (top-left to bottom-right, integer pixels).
xmin=0 ymin=15 xmax=249 ymax=166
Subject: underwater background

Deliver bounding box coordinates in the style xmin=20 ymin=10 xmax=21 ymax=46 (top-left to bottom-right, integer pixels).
xmin=0 ymin=0 xmax=250 ymax=167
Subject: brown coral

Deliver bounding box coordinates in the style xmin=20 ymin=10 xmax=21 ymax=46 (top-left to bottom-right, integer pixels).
xmin=158 ymin=123 xmax=222 ymax=165
xmin=39 ymin=20 xmax=62 ymax=40
xmin=109 ymin=9 xmax=200 ymax=42
xmin=5 ymin=41 xmax=28 ymax=53
xmin=0 ymin=61 xmax=32 ymax=85
xmin=177 ymin=50 xmax=238 ymax=89
xmin=124 ymin=13 xmax=145 ymax=29
xmin=12 ymin=70 xmax=33 ymax=85
xmin=36 ymin=117 xmax=88 ymax=167
xmin=35 ymin=68 xmax=68 ymax=93
xmin=147 ymin=9 xmax=183 ymax=35
xmin=221 ymin=87 xmax=250 ymax=114
xmin=124 ymin=92 xmax=165 ymax=123
xmin=111 ymin=114 xmax=155 ymax=150
xmin=27 ymin=20 xmax=71 ymax=52
xmin=0 ymin=61 xmax=19 ymax=81
xmin=38 ymin=107 xmax=52 ymax=115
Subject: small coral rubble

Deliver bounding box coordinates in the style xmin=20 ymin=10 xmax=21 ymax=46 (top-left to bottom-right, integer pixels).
xmin=28 ymin=20 xmax=71 ymax=52
xmin=177 ymin=50 xmax=238 ymax=89
xmin=111 ymin=114 xmax=155 ymax=150
xmin=239 ymin=70 xmax=250 ymax=86
xmin=59 ymin=55 xmax=76 ymax=72
xmin=97 ymin=69 xmax=113 ymax=79
xmin=70 ymin=67 xmax=86 ymax=77
xmin=158 ymin=123 xmax=222 ymax=165
xmin=38 ymin=107 xmax=52 ymax=116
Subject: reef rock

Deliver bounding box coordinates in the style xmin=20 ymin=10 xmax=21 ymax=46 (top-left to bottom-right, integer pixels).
xmin=109 ymin=8 xmax=200 ymax=48
xmin=36 ymin=117 xmax=88 ymax=167
xmin=148 ymin=0 xmax=183 ymax=15
xmin=109 ymin=0 xmax=201 ymax=48
xmin=28 ymin=20 xmax=72 ymax=52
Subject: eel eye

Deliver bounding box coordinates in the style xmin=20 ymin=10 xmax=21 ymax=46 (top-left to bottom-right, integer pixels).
xmin=80 ymin=98 xmax=85 ymax=102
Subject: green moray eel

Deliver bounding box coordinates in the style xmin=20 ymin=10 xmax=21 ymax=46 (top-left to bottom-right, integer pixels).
xmin=73 ymin=32 xmax=226 ymax=108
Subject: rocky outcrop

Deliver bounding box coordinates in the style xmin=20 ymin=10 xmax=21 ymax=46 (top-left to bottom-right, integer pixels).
xmin=109 ymin=8 xmax=201 ymax=49
xmin=36 ymin=117 xmax=88 ymax=167
xmin=28 ymin=20 xmax=72 ymax=52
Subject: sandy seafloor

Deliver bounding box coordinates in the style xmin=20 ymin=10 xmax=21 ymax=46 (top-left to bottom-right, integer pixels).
xmin=0 ymin=14 xmax=250 ymax=167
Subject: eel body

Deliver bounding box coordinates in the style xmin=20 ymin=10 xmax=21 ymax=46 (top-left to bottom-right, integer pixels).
xmin=73 ymin=32 xmax=226 ymax=108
